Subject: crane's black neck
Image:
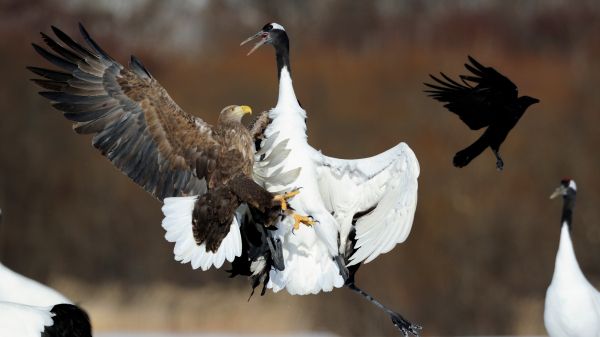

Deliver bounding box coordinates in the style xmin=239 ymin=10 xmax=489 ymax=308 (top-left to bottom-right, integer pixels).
xmin=272 ymin=31 xmax=290 ymax=80
xmin=561 ymin=190 xmax=576 ymax=230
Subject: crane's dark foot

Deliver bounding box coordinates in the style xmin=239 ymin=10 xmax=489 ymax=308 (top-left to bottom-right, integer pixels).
xmin=390 ymin=311 xmax=422 ymax=337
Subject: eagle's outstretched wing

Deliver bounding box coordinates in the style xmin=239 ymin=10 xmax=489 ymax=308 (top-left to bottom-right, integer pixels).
xmin=424 ymin=56 xmax=518 ymax=130
xmin=313 ymin=142 xmax=419 ymax=266
xmin=29 ymin=24 xmax=216 ymax=201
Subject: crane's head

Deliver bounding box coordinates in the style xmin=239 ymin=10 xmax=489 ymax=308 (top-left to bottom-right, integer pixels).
xmin=241 ymin=22 xmax=287 ymax=56
xmin=218 ymin=105 xmax=252 ymax=124
xmin=550 ymin=178 xmax=577 ymax=200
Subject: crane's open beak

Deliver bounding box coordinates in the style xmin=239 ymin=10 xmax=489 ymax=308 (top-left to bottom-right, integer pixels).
xmin=241 ymin=31 xmax=269 ymax=56
xmin=550 ymin=185 xmax=566 ymax=199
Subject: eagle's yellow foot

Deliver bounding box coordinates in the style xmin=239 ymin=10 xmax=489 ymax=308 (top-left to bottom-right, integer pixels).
xmin=273 ymin=189 xmax=301 ymax=211
xmin=292 ymin=213 xmax=316 ymax=231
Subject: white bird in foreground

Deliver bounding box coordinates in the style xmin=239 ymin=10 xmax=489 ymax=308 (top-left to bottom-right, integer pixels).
xmin=0 ymin=210 xmax=92 ymax=337
xmin=241 ymin=23 xmax=420 ymax=335
xmin=545 ymin=179 xmax=600 ymax=337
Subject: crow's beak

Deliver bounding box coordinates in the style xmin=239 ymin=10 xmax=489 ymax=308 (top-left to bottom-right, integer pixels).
xmin=241 ymin=31 xmax=269 ymax=56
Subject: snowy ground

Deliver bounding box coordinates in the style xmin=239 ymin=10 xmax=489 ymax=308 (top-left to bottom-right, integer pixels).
xmin=96 ymin=333 xmax=542 ymax=337
xmin=96 ymin=333 xmax=338 ymax=337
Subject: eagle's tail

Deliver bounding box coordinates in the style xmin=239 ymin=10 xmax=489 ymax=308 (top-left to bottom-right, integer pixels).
xmin=161 ymin=196 xmax=242 ymax=271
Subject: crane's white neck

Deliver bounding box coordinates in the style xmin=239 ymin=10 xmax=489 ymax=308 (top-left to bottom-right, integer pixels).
xmin=276 ymin=66 xmax=301 ymax=111
xmin=267 ymin=65 xmax=306 ymax=142
xmin=551 ymin=223 xmax=588 ymax=286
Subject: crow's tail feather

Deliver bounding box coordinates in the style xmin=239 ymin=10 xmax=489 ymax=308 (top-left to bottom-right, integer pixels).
xmin=453 ymin=134 xmax=489 ymax=168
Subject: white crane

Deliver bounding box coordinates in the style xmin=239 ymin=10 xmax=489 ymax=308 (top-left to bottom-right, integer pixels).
xmin=545 ymin=179 xmax=600 ymax=337
xmin=0 ymin=209 xmax=91 ymax=337
xmin=242 ymin=23 xmax=420 ymax=335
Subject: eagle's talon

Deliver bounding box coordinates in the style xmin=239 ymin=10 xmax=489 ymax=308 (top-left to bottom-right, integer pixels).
xmin=273 ymin=188 xmax=301 ymax=211
xmin=292 ymin=213 xmax=316 ymax=231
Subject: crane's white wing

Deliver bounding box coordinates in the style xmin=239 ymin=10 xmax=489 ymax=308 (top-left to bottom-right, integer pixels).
xmin=313 ymin=142 xmax=419 ymax=266
xmin=0 ymin=302 xmax=54 ymax=337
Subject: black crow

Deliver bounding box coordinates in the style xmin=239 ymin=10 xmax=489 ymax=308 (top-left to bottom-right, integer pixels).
xmin=425 ymin=56 xmax=539 ymax=170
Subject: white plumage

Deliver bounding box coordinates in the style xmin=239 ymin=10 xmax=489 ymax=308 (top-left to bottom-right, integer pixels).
xmin=0 ymin=263 xmax=80 ymax=337
xmin=0 ymin=263 xmax=71 ymax=307
xmin=545 ymin=179 xmax=600 ymax=337
xmin=162 ymin=23 xmax=419 ymax=297
xmin=263 ymin=66 xmax=419 ymax=295
xmin=0 ymin=302 xmax=54 ymax=337
xmin=0 ymin=208 xmax=89 ymax=337
xmin=161 ymin=196 xmax=242 ymax=271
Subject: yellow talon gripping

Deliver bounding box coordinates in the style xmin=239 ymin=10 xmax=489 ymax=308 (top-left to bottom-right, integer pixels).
xmin=273 ymin=189 xmax=301 ymax=211
xmin=292 ymin=213 xmax=316 ymax=231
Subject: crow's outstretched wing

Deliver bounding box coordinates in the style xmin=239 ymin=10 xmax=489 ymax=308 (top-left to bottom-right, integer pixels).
xmin=424 ymin=56 xmax=518 ymax=130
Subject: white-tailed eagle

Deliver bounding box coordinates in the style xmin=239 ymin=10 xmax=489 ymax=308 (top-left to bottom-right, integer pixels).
xmin=29 ymin=24 xmax=309 ymax=283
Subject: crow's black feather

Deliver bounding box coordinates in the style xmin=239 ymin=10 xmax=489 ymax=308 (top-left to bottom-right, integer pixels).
xmin=424 ymin=56 xmax=539 ymax=170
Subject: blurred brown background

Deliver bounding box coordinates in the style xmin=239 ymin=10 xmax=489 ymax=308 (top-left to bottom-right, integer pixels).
xmin=1 ymin=0 xmax=599 ymax=336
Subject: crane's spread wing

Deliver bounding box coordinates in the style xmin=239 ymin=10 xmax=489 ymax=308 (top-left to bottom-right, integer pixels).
xmin=424 ymin=55 xmax=518 ymax=130
xmin=314 ymin=142 xmax=419 ymax=266
xmin=29 ymin=24 xmax=218 ymax=201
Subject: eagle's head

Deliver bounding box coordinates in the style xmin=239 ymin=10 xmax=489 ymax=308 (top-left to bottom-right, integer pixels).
xmin=218 ymin=105 xmax=252 ymax=124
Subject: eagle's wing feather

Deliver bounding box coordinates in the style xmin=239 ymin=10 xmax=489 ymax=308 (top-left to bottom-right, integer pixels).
xmin=314 ymin=142 xmax=419 ymax=266
xmin=30 ymin=24 xmax=216 ymax=201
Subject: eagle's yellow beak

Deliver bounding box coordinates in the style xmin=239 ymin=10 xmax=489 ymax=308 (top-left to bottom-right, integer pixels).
xmin=240 ymin=105 xmax=252 ymax=115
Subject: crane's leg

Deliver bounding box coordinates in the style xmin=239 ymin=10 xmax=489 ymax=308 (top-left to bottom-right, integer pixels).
xmin=346 ymin=281 xmax=422 ymax=337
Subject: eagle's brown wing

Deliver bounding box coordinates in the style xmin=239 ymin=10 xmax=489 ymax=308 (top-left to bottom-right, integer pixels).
xmin=29 ymin=24 xmax=218 ymax=201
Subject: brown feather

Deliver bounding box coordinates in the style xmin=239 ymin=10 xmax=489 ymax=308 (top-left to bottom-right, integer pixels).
xmin=31 ymin=25 xmax=285 ymax=254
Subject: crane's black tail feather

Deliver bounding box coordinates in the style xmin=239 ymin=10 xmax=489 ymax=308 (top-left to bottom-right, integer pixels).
xmin=42 ymin=304 xmax=92 ymax=337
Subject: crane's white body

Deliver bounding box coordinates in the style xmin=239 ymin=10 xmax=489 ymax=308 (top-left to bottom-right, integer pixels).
xmin=263 ymin=67 xmax=419 ymax=295
xmin=545 ymin=224 xmax=600 ymax=337
xmin=0 ymin=263 xmax=72 ymax=336
xmin=0 ymin=302 xmax=54 ymax=337
xmin=0 ymin=263 xmax=71 ymax=307
xmin=160 ymin=30 xmax=419 ymax=296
